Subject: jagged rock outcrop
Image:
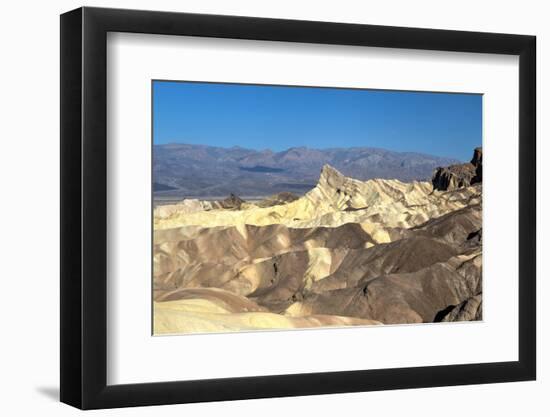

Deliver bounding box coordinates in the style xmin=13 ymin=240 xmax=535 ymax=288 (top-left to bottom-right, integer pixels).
xmin=471 ymin=147 xmax=482 ymax=184
xmin=219 ymin=193 xmax=245 ymax=209
xmin=432 ymin=147 xmax=482 ymax=191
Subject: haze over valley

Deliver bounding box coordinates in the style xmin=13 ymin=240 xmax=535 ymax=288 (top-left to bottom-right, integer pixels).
xmin=153 ymin=144 xmax=460 ymax=200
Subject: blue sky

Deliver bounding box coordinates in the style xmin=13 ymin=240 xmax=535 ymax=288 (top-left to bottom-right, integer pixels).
xmin=153 ymin=81 xmax=482 ymax=162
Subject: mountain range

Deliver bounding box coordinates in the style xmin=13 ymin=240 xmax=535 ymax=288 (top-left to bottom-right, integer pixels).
xmin=153 ymin=143 xmax=459 ymax=198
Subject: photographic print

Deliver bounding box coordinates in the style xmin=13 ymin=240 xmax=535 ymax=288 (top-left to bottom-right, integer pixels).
xmin=152 ymin=81 xmax=482 ymax=335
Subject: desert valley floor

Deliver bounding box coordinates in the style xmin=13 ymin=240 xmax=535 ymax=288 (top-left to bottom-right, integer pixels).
xmin=153 ymin=149 xmax=483 ymax=334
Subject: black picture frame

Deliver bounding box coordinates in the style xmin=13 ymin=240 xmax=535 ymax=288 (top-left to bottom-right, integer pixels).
xmin=60 ymin=6 xmax=536 ymax=410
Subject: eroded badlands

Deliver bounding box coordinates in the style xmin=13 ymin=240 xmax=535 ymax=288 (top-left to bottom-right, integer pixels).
xmin=153 ymin=150 xmax=483 ymax=334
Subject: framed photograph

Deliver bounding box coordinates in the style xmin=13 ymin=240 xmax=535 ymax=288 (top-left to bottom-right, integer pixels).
xmin=60 ymin=6 xmax=536 ymax=409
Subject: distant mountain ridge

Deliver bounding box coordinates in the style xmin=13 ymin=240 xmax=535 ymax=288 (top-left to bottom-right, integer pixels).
xmin=153 ymin=143 xmax=460 ymax=198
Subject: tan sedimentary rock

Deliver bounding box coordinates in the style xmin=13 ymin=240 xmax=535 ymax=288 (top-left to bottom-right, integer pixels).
xmin=154 ymin=288 xmax=380 ymax=334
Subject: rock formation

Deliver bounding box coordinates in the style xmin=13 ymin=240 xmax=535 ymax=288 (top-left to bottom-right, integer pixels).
xmin=432 ymin=147 xmax=483 ymax=191
xmin=153 ymin=149 xmax=483 ymax=334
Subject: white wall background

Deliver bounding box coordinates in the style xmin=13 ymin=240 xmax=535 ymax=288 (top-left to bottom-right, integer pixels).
xmin=0 ymin=0 xmax=546 ymax=415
